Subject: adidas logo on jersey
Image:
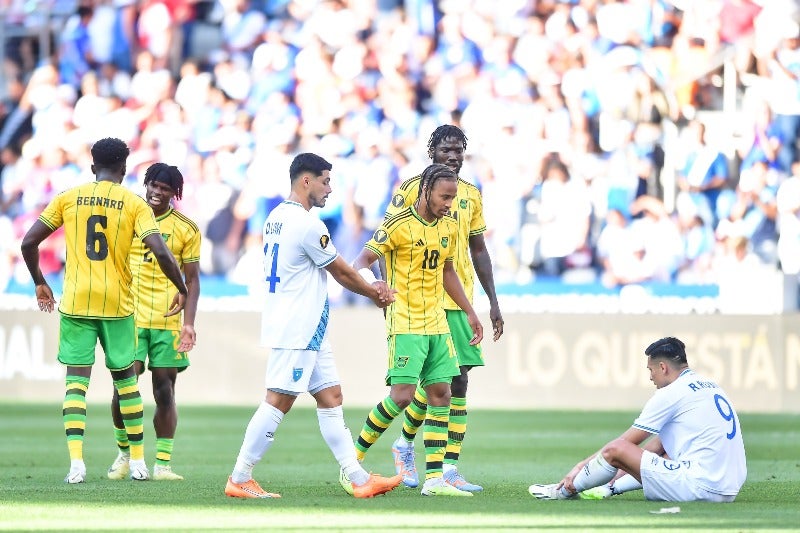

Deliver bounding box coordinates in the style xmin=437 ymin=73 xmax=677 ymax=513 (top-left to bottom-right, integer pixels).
xmin=415 ymin=239 xmax=424 ymax=247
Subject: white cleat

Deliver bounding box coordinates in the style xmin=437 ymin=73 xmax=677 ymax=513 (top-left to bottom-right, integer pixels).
xmin=528 ymin=483 xmax=576 ymax=500
xmin=129 ymin=460 xmax=150 ymax=481
xmin=153 ymin=464 xmax=184 ymax=481
xmin=64 ymin=463 xmax=86 ymax=484
xmin=107 ymin=451 xmax=130 ymax=480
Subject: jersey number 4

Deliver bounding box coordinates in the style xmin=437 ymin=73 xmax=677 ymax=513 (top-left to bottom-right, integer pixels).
xmin=85 ymin=215 xmax=108 ymax=261
xmin=264 ymin=242 xmax=281 ymax=293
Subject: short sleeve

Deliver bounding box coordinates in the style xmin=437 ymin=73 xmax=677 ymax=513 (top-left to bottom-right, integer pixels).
xmin=133 ymin=197 xmax=159 ymax=239
xmin=364 ymin=223 xmax=394 ymax=258
xmin=38 ymin=195 xmax=65 ymax=230
xmin=384 ymin=177 xmax=419 ymax=220
xmin=469 ymin=187 xmax=487 ymax=236
xmin=182 ymin=225 xmax=201 ymax=264
xmin=301 ymin=216 xmax=338 ymax=267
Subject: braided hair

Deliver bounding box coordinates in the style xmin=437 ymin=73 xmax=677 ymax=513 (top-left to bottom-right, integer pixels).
xmin=143 ymin=162 xmax=184 ymax=200
xmin=416 ymin=163 xmax=457 ymax=214
xmin=427 ymin=125 xmax=468 ymax=159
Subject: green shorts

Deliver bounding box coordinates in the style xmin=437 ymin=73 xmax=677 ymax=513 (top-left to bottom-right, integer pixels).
xmin=135 ymin=328 xmax=190 ymax=372
xmin=386 ymin=333 xmax=459 ymax=388
xmin=57 ymin=314 xmax=136 ymax=371
xmin=446 ymin=309 xmax=484 ymax=368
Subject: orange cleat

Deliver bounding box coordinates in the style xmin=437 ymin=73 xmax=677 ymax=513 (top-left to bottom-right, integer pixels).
xmin=353 ymin=473 xmax=403 ymax=499
xmin=225 ymin=477 xmax=281 ymax=498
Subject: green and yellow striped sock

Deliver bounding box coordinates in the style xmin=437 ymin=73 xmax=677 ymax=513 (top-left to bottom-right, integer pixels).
xmin=63 ymin=375 xmax=90 ymax=461
xmin=155 ymin=438 xmax=174 ymax=466
xmin=114 ymin=426 xmax=130 ymax=454
xmin=401 ymin=385 xmax=427 ymax=443
xmin=423 ymin=404 xmax=449 ymax=480
xmin=356 ymin=396 xmax=401 ymax=461
xmin=113 ymin=375 xmax=145 ymax=461
xmin=444 ymin=396 xmax=467 ymax=466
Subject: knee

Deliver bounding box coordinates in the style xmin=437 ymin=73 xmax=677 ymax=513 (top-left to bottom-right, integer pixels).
xmin=450 ymin=372 xmax=468 ymax=397
xmin=152 ymin=380 xmax=175 ymax=406
xmin=600 ymin=438 xmax=627 ymax=466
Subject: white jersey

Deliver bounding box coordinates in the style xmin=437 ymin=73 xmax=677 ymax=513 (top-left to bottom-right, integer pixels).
xmin=633 ymin=368 xmax=747 ymax=496
xmin=260 ymin=201 xmax=337 ymax=349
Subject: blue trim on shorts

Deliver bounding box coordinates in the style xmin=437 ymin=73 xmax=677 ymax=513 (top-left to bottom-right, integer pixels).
xmin=305 ymin=298 xmax=329 ymax=351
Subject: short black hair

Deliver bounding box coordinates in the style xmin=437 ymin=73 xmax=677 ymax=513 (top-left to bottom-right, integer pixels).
xmin=645 ymin=337 xmax=687 ymax=365
xmin=91 ymin=138 xmax=129 ymax=172
xmin=427 ymin=125 xmax=467 ymax=159
xmin=289 ymin=153 xmax=332 ymax=182
xmin=144 ymin=162 xmax=184 ymax=200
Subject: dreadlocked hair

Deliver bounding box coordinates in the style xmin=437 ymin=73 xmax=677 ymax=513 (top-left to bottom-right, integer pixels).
xmin=427 ymin=125 xmax=467 ymax=158
xmin=144 ymin=162 xmax=184 ymax=200
xmin=91 ymin=138 xmax=129 ymax=171
xmin=417 ymin=163 xmax=457 ymax=205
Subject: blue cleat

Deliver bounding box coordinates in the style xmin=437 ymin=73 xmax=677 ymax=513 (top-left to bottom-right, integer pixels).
xmin=443 ymin=469 xmax=483 ymax=492
xmin=391 ymin=438 xmax=419 ymax=488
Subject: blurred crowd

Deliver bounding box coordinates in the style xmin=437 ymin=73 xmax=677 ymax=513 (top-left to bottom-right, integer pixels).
xmin=1 ymin=0 xmax=800 ymax=299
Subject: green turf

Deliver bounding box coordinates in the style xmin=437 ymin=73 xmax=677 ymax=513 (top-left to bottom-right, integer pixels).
xmin=1 ymin=403 xmax=799 ymax=531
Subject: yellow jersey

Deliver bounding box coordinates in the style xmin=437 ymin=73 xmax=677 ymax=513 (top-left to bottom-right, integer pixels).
xmin=130 ymin=208 xmax=200 ymax=330
xmin=385 ymin=176 xmax=486 ymax=310
xmin=38 ymin=180 xmax=160 ymax=318
xmin=365 ymin=205 xmax=458 ymax=335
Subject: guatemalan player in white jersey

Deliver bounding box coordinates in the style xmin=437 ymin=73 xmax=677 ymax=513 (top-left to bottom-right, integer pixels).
xmin=225 ymin=153 xmax=403 ymax=499
xmin=529 ymin=336 xmax=747 ymax=503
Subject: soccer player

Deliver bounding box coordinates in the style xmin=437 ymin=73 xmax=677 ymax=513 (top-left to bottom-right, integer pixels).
xmin=108 ymin=163 xmax=200 ymax=481
xmin=224 ymin=152 xmax=403 ymax=499
xmin=20 ymin=137 xmax=188 ymax=483
xmin=528 ymin=336 xmax=747 ymax=502
xmin=384 ymin=125 xmax=503 ymax=492
xmin=351 ymin=163 xmax=484 ymax=497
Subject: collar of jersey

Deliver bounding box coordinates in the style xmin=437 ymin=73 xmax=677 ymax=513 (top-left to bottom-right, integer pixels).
xmin=283 ymin=201 xmax=303 ymax=208
xmin=155 ymin=207 xmax=174 ymax=221
xmin=411 ymin=204 xmax=439 ymax=226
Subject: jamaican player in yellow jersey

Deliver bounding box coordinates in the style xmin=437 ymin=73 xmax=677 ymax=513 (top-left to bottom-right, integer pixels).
xmin=107 ymin=163 xmax=201 ymax=482
xmin=351 ymin=163 xmax=484 ymax=497
xmin=384 ymin=125 xmax=504 ymax=492
xmin=20 ymin=138 xmax=188 ymax=484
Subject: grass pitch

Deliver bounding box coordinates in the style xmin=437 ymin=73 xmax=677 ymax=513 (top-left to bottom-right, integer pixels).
xmin=1 ymin=403 xmax=799 ymax=532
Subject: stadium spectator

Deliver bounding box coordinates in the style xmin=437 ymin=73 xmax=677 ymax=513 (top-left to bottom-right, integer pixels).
xmin=528 ymin=336 xmax=747 ymax=502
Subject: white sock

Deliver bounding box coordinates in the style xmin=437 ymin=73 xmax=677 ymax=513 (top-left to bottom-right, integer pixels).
xmin=70 ymin=459 xmax=85 ymax=471
xmin=571 ymin=453 xmax=617 ymax=493
xmin=443 ymin=463 xmax=456 ymax=474
xmin=129 ymin=458 xmax=146 ymax=470
xmin=611 ymin=473 xmax=643 ymax=494
xmin=231 ymin=402 xmax=283 ymax=483
xmin=317 ymin=406 xmax=369 ymax=486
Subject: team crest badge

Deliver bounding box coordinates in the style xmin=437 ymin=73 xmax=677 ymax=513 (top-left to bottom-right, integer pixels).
xmin=161 ymin=233 xmax=170 ymax=242
xmin=319 ymin=234 xmax=330 ymax=249
xmin=374 ymin=229 xmax=388 ymax=243
xmin=441 ymin=237 xmax=449 ymax=248
xmin=396 ymin=356 xmax=409 ymax=368
xmin=392 ymin=193 xmax=404 ymax=208
xmin=459 ymin=199 xmax=467 ymax=209
xmin=292 ymin=368 xmax=303 ymax=382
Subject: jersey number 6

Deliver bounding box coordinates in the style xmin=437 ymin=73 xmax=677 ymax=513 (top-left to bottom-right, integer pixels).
xmin=86 ymin=215 xmax=109 ymax=261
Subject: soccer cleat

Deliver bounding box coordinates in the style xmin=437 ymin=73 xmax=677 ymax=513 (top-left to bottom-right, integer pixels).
xmin=64 ymin=463 xmax=86 ymax=484
xmin=420 ymin=476 xmax=473 ymax=497
xmin=129 ymin=461 xmax=150 ymax=481
xmin=528 ymin=483 xmax=577 ymax=500
xmin=225 ymin=477 xmax=281 ymax=498
xmin=338 ymin=468 xmax=354 ymax=496
xmin=443 ymin=469 xmax=483 ymax=492
xmin=579 ymin=484 xmax=614 ymax=500
xmin=153 ymin=464 xmax=184 ymax=481
xmin=353 ymin=473 xmax=403 ymax=499
xmin=391 ymin=438 xmax=419 ymax=488
xmin=107 ymin=451 xmax=130 ymax=480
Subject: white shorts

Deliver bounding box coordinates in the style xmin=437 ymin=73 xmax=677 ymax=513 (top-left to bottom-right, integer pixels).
xmin=265 ymin=339 xmax=339 ymax=396
xmin=640 ymin=450 xmax=736 ymax=503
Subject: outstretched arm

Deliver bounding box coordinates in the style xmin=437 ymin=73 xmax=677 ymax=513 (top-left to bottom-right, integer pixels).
xmin=20 ymin=220 xmax=57 ymax=312
xmin=469 ymin=233 xmax=503 ymax=341
xmin=142 ymin=233 xmax=188 ymax=316
xmin=328 ymin=251 xmax=395 ymax=308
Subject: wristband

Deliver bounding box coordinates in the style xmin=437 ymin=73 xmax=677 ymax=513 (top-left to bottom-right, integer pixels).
xmin=358 ymin=268 xmax=378 ymax=284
